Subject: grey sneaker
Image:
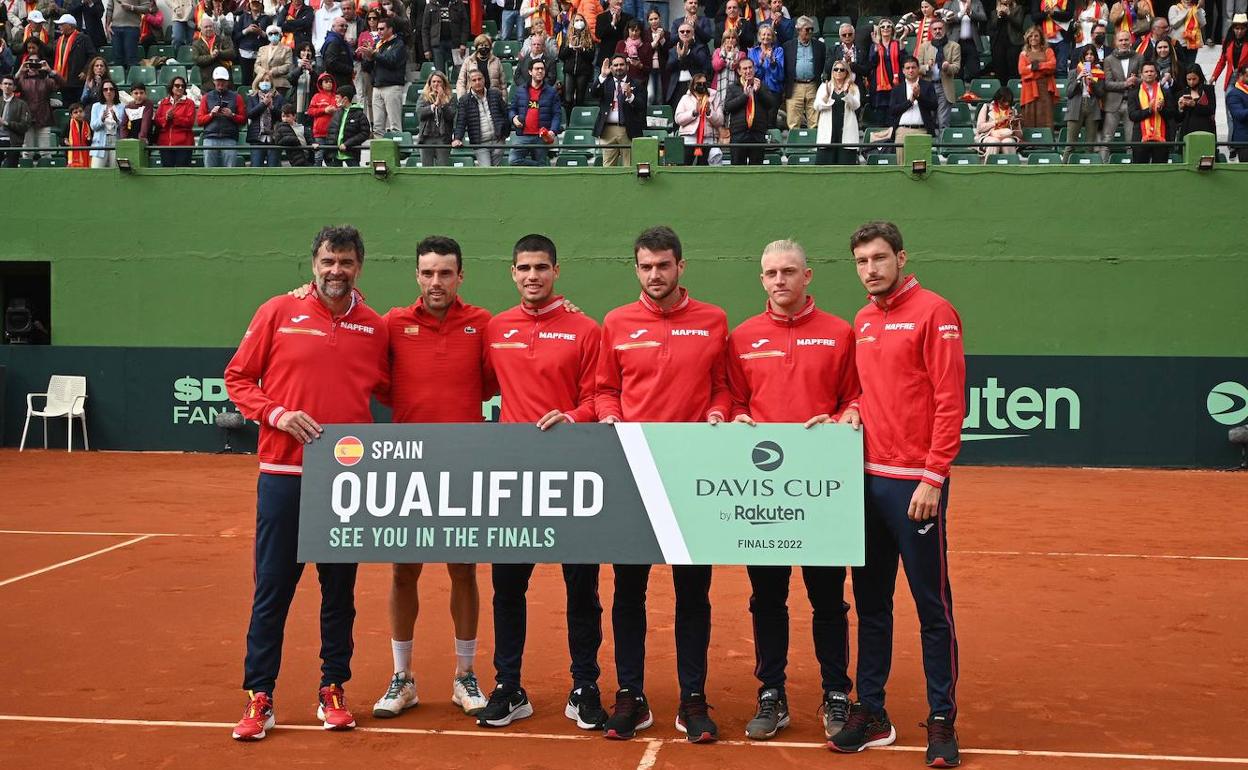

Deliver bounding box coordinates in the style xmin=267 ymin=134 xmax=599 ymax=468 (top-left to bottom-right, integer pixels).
xmin=820 ymin=690 xmax=851 ymax=741
xmin=745 ymin=688 xmax=790 ymax=740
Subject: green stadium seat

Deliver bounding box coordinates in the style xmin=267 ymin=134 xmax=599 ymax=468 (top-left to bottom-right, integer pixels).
xmin=494 ymin=40 xmax=520 ymax=59
xmin=760 ymin=151 xmax=784 ymax=165
xmin=1006 ymin=78 xmax=1021 ymax=98
xmin=175 ymin=45 xmax=196 ymax=64
xmin=786 ymin=150 xmax=817 ymax=165
xmin=661 ymin=135 xmax=684 ymax=164
xmin=1021 ymin=127 xmax=1054 ymax=150
xmin=1168 ymin=153 xmax=1182 ymax=163
xmin=1067 ymin=152 xmax=1102 ymax=164
xmin=646 ymin=105 xmax=673 ymax=130
xmin=1054 ymin=102 xmax=1069 ymax=123
xmin=940 ymin=126 xmax=974 ymax=147
xmin=37 ymin=155 xmax=66 ymax=167
xmin=99 ymin=45 xmax=116 ymax=64
xmin=147 ymin=85 xmax=167 ymax=101
xmin=406 ymin=83 xmax=423 ymax=104
xmin=402 ymin=106 xmax=419 ymax=132
xmin=642 ymin=128 xmax=668 ymax=140
xmin=786 ymin=127 xmax=817 ymax=146
xmin=127 ymin=65 xmax=156 ymax=85
xmin=570 ymin=106 xmax=599 ymax=128
xmin=560 ymin=129 xmax=596 ymax=147
xmin=969 ymin=77 xmax=1000 ymax=100
xmin=948 ymin=103 xmax=973 ymax=127
xmin=943 ymin=152 xmax=979 ymax=165
xmin=187 ymin=66 xmax=201 ymax=86
xmin=952 ymin=79 xmax=966 ymax=99
xmin=404 ymin=155 xmax=423 ymax=167
xmin=109 ymin=65 xmax=126 ymax=84
xmin=1108 ymin=152 xmax=1132 ymax=164
xmin=483 ymin=19 xmax=499 ymax=37
xmin=865 ymin=153 xmax=897 ymax=165
xmin=1054 ymin=79 xmax=1069 ymax=99
xmin=53 ymin=108 xmax=70 ymax=133
xmin=985 ymin=152 xmax=1020 ymax=164
xmin=555 ymin=153 xmax=595 ymax=166
xmin=231 ymin=65 xmax=243 ymax=85
xmin=449 ymin=151 xmax=476 ymax=167
xmin=1028 ymin=152 xmax=1062 ymax=165
xmin=17 ymin=158 xmax=34 ymax=168
xmin=158 ymin=65 xmax=187 ymax=85
xmin=149 ymin=44 xmax=176 ymax=60
xmin=384 ymin=131 xmax=415 ymax=153
xmin=501 ymin=61 xmax=515 ymax=84
xmin=821 ymin=15 xmax=852 ymax=37
xmin=415 ymin=62 xmax=434 ymax=84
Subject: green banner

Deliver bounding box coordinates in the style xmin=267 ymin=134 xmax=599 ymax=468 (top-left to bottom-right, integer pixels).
xmin=296 ymin=423 xmax=865 ymax=566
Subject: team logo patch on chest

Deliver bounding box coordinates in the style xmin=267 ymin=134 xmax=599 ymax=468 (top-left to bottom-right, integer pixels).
xmin=278 ymin=327 xmax=327 ymax=336
xmin=403 ymin=325 xmax=420 ymax=335
xmin=539 ymin=331 xmax=577 ymax=341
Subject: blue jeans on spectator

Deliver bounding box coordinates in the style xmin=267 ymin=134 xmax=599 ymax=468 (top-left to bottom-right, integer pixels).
xmin=251 ymin=146 xmax=281 ymax=167
xmin=508 ymin=133 xmax=549 ymax=165
xmin=203 ymin=137 xmax=238 ymax=167
xmin=172 ymin=20 xmax=192 ymax=48
xmin=113 ymin=26 xmax=141 ymax=67
xmin=502 ymin=10 xmax=521 ymax=40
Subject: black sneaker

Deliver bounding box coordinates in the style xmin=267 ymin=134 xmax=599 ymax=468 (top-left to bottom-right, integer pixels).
xmin=924 ymin=714 xmax=960 ymax=767
xmin=819 ymin=690 xmax=851 ymax=741
xmin=829 ymin=702 xmax=896 ymax=752
xmin=602 ymin=688 xmax=653 ymax=740
xmin=745 ymin=688 xmax=790 ymax=740
xmin=675 ymin=692 xmax=718 ymax=743
xmin=565 ymin=684 xmax=608 ymax=730
xmin=475 ymin=684 xmax=534 ymax=728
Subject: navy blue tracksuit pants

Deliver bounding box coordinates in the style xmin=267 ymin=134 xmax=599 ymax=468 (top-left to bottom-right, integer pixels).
xmin=243 ymin=473 xmax=358 ymax=696
xmin=613 ymin=564 xmax=712 ymax=701
xmin=853 ymin=474 xmax=959 ymax=720
xmin=747 ymin=565 xmax=852 ymax=698
xmin=492 ymin=563 xmax=603 ymax=689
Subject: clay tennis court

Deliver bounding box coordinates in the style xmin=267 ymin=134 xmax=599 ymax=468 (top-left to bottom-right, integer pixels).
xmin=1 ymin=451 xmax=1245 ymax=769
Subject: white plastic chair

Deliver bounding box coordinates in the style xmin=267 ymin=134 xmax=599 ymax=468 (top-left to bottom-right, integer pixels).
xmin=20 ymin=375 xmax=89 ymax=452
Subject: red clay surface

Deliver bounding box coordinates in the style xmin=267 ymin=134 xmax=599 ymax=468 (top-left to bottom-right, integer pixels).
xmin=0 ymin=451 xmax=1245 ymax=770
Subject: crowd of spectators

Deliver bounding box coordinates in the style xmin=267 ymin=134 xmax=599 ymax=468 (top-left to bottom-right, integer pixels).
xmin=0 ymin=0 xmax=1245 ymax=167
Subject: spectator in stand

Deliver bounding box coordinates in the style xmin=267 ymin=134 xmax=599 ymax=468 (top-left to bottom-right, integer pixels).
xmin=559 ymin=17 xmax=596 ymax=110
xmin=674 ymin=70 xmax=721 ymax=164
xmin=550 ymin=0 xmax=576 ymax=50
xmin=1031 ymin=0 xmax=1074 ymax=79
xmin=990 ymin=0 xmax=1025 ymax=80
xmin=592 ymin=52 xmax=646 ymax=165
xmin=1167 ymin=0 xmax=1204 ymax=66
xmin=307 ymin=71 xmax=339 ymax=159
xmin=890 ymin=57 xmax=936 ymax=162
xmin=1091 ymin=19 xmax=1112 ymax=60
xmin=16 ymin=40 xmax=51 ymax=77
xmin=899 ymin=0 xmax=941 ymax=45
xmin=517 ymin=33 xmax=558 ymax=85
xmin=364 ymin=17 xmax=406 ymax=135
xmin=1128 ymin=60 xmax=1171 ymax=161
xmin=66 ymin=0 xmax=108 ymax=50
xmin=247 ymin=78 xmax=285 ymax=166
xmin=1172 ymin=64 xmax=1215 ymax=138
xmin=916 ymin=18 xmax=959 ymax=132
xmin=1135 ymin=15 xmax=1168 ymax=58
xmin=782 ymin=16 xmax=822 ymax=130
xmin=1227 ymin=65 xmax=1248 ymax=158
xmin=322 ymin=16 xmax=354 ymax=88
xmin=0 ymin=73 xmax=30 ymax=168
xmin=0 ymin=39 xmax=16 ymax=78
xmin=324 ymin=84 xmax=369 ymax=164
xmin=88 ymin=78 xmax=124 ymax=166
xmin=79 ymin=54 xmax=108 ymax=108
xmin=711 ymin=26 xmax=741 ymax=143
xmin=975 ymin=84 xmax=1020 ymax=155
xmin=646 ymin=9 xmax=670 ymax=103
xmin=193 ymin=18 xmax=237 ymax=88
xmin=313 ymin=0 xmax=341 ymax=56
xmin=235 ymin=0 xmax=273 ymax=87
xmin=154 ymin=75 xmax=196 ymax=166
xmin=1109 ymin=0 xmax=1154 ymax=45
xmin=452 ymin=67 xmax=509 ymax=165
xmin=724 ymin=56 xmax=775 ymax=163
xmin=574 ymin=0 xmax=604 ymax=39
xmin=1076 ymin=0 xmax=1110 ymax=56
xmin=198 ymin=65 xmax=247 ymax=166
xmin=457 ymin=34 xmax=504 ymax=97
xmin=826 ymin=23 xmax=867 ymax=82
xmin=764 ymin=0 xmax=793 ymax=42
xmin=15 ymin=56 xmax=61 ymax=161
xmin=120 ymin=80 xmax=153 ymax=141
xmin=51 ymin=14 xmax=92 ymax=108
xmin=869 ymin=18 xmax=903 ymax=120
xmin=520 ymin=17 xmax=548 ymax=55
xmin=137 ymin=4 xmax=163 ymax=48
xmin=254 ymin=25 xmax=293 ymax=92
xmin=522 ymin=0 xmax=555 ymax=41
xmin=339 ymin=1 xmax=362 ymax=48
xmin=106 ymin=0 xmax=154 ymax=68
xmin=355 ymin=9 xmax=381 ymax=121
xmin=596 ymin=0 xmax=632 ymax=65
xmin=66 ymin=102 xmax=92 ymax=167
xmin=274 ymin=101 xmax=311 ymax=164
xmin=671 ymin=0 xmax=711 ymax=46
xmin=667 ymin=20 xmax=710 ymax=105
xmin=1018 ymin=26 xmax=1057 ymax=128
xmin=615 ymin=18 xmax=652 ymax=81
xmin=1212 ymin=15 xmax=1248 ymax=89
xmin=1148 ymin=37 xmax=1183 ymax=88
xmin=19 ymin=11 xmax=51 ymax=49
xmin=201 ymin=0 xmax=236 ymax=39
xmin=501 ymin=0 xmax=523 ymax=41
xmin=1224 ymin=0 xmax=1248 ymax=41
xmin=948 ymin=0 xmax=985 ymax=80
xmin=169 ymin=0 xmax=195 ymax=48
xmin=1100 ymin=27 xmax=1140 ymax=158
xmin=1064 ymin=45 xmax=1104 ymax=159
xmin=375 ymin=0 xmax=409 ymax=44
xmin=423 ymin=0 xmax=469 ymax=76
xmin=715 ymin=0 xmax=755 ymax=47
xmin=278 ymin=0 xmax=315 ymax=51
xmin=416 ymin=70 xmax=456 ymax=165
xmin=508 ymin=57 xmax=561 ymax=164
xmin=813 ymin=58 xmax=861 ymax=164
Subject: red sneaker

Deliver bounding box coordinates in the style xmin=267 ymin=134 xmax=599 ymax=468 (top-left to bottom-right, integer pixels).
xmin=317 ymin=684 xmax=357 ymax=730
xmin=232 ymin=691 xmax=275 ymax=741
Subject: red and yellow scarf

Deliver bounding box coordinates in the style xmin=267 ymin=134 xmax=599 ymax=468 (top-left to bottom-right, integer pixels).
xmin=1041 ymin=0 xmax=1067 ymax=40
xmin=874 ymin=39 xmax=901 ymax=91
xmin=1116 ymin=0 xmax=1136 ymax=42
xmin=68 ymin=117 xmax=91 ymax=168
xmin=24 ymin=22 xmax=50 ymax=44
xmin=915 ymin=15 xmax=936 ymax=43
xmin=53 ymin=30 xmax=79 ymax=79
xmin=990 ymin=101 xmax=1011 ymax=127
xmin=282 ymin=3 xmax=302 ymax=48
xmin=1179 ymin=3 xmax=1201 ymax=49
xmin=1237 ymin=80 xmax=1248 ymax=97
xmin=1137 ymin=81 xmax=1164 ymax=141
xmin=745 ymin=89 xmax=755 ymax=128
xmin=1074 ymin=1 xmax=1104 ymax=44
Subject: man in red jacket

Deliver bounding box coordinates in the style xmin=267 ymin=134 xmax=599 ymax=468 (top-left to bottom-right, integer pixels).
xmin=224 ymin=225 xmax=390 ymax=741
xmin=829 ymin=221 xmax=964 ymax=769
xmin=474 ymin=234 xmax=608 ymax=731
xmin=373 ymin=235 xmax=495 ymax=721
xmin=596 ymin=225 xmax=730 ymax=743
xmin=725 ymin=239 xmax=859 ymax=744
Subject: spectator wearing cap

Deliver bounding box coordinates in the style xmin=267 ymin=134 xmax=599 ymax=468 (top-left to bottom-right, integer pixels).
xmin=66 ymin=0 xmax=108 ymax=49
xmin=324 ymin=84 xmax=370 ymax=165
xmin=22 ymin=10 xmax=51 ymax=47
xmin=254 ymin=25 xmax=294 ymax=92
xmin=452 ymin=67 xmax=510 ymax=166
xmin=197 ymin=65 xmax=247 ymax=167
xmin=322 ymin=16 xmax=355 ymax=88
xmin=104 ymin=0 xmax=155 ymax=67
xmin=234 ymin=0 xmax=274 ymax=88
xmin=1225 ymin=4 xmax=1248 ymax=42
xmin=246 ymin=78 xmax=286 ymax=166
xmin=1212 ymin=15 xmax=1248 ymax=89
xmin=154 ymin=75 xmax=196 ymax=166
xmin=52 ymin=14 xmax=93 ymax=108
xmin=507 ymin=56 xmax=561 ymax=165
xmin=88 ymin=78 xmax=124 ymax=167
xmin=193 ymin=17 xmax=237 ymax=89
xmin=1227 ymin=65 xmax=1248 ymax=159
xmin=916 ymin=17 xmax=960 ymax=132
xmin=781 ymin=16 xmax=823 ymax=129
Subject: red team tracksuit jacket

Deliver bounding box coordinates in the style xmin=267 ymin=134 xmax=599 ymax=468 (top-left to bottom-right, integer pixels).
xmin=224 ymin=289 xmax=390 ymax=475
xmin=726 ymin=297 xmax=860 ymax=422
xmin=486 ymin=295 xmax=601 ymax=423
xmin=853 ymin=275 xmax=966 ymax=489
xmin=597 ymin=290 xmax=731 ymax=423
xmin=382 ymin=296 xmax=497 ymax=423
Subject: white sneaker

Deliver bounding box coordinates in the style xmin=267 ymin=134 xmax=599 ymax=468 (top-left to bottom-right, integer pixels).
xmin=451 ymin=672 xmax=489 ymax=715
xmin=373 ymin=673 xmax=419 ymax=718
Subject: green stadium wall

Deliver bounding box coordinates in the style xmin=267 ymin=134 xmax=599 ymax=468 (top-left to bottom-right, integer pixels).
xmin=2 ymin=165 xmax=1246 ymax=466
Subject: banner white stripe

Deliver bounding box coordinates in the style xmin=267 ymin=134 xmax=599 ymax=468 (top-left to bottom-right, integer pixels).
xmin=614 ymin=424 xmax=692 ymax=564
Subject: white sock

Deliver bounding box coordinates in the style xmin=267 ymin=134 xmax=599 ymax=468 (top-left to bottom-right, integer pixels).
xmin=454 ymin=638 xmax=477 ymax=675
xmin=392 ymin=639 xmax=413 ymax=676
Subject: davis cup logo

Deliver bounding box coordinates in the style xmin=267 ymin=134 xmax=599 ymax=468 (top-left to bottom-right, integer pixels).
xmin=334 ymin=436 xmax=365 ymax=466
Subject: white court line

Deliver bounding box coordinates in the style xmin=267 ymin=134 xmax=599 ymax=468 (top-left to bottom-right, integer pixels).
xmin=0 ymin=530 xmax=237 ymax=538
xmin=636 ymin=739 xmax=663 ymax=770
xmin=0 ymin=715 xmax=1246 ymax=765
xmin=0 ymin=536 xmax=152 ymax=588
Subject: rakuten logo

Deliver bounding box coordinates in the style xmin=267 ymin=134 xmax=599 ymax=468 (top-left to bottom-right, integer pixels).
xmin=961 ymin=377 xmax=1081 ymax=441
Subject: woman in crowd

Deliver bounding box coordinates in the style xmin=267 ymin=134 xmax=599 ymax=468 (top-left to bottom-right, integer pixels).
xmin=813 ymin=56 xmax=860 ymax=165
xmin=899 ymin=0 xmax=944 ymax=44
xmin=416 ymin=70 xmax=456 ymax=166
xmin=79 ymin=55 xmax=109 ymax=109
xmin=1147 ymin=37 xmax=1183 ymax=89
xmin=1018 ymin=26 xmax=1056 ymax=128
xmin=289 ymin=41 xmax=319 ymax=116
xmin=457 ymin=34 xmax=505 ymax=97
xmin=615 ymin=19 xmax=652 ymax=81
xmin=645 ymin=9 xmax=669 ymax=104
xmin=246 ymin=78 xmax=285 ymax=166
xmin=975 ymin=84 xmax=1021 ymax=156
xmin=88 ymin=79 xmax=124 ymax=168
xmin=674 ymin=71 xmax=722 ymax=164
xmin=202 ymin=0 xmax=236 ymax=38
xmin=711 ymin=28 xmax=742 ymax=144
xmin=868 ymin=18 xmax=903 ymax=120
xmin=154 ymin=75 xmax=196 ymax=166
xmin=356 ymin=9 xmax=381 ymax=121
xmin=990 ymin=0 xmax=1025 ymax=80
xmin=1064 ymin=44 xmax=1104 ymax=160
xmin=1172 ymin=64 xmax=1215 ymax=139
xmin=234 ymin=0 xmax=272 ymax=87
xmin=253 ymin=24 xmax=293 ymax=92
xmin=558 ymin=14 xmax=596 ymax=112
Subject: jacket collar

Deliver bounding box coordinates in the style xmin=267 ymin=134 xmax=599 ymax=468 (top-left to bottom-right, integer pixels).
xmin=764 ymin=294 xmax=817 ymax=326
xmin=309 ymin=283 xmax=361 ymax=320
xmin=638 ymin=287 xmax=691 ymax=316
xmin=412 ymin=294 xmax=466 ymax=324
xmin=521 ymin=295 xmax=565 ymax=318
xmin=869 ymin=273 xmax=920 ymax=311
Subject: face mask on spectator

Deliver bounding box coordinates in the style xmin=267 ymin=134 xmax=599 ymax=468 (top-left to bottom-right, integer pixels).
xmin=477 ymin=45 xmax=490 ymax=55
xmin=574 ymin=19 xmax=586 ymax=29
xmin=693 ymin=81 xmax=707 ymax=93
xmin=1093 ymin=33 xmax=1105 ymax=45
xmin=268 ymin=33 xmax=281 ymax=43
